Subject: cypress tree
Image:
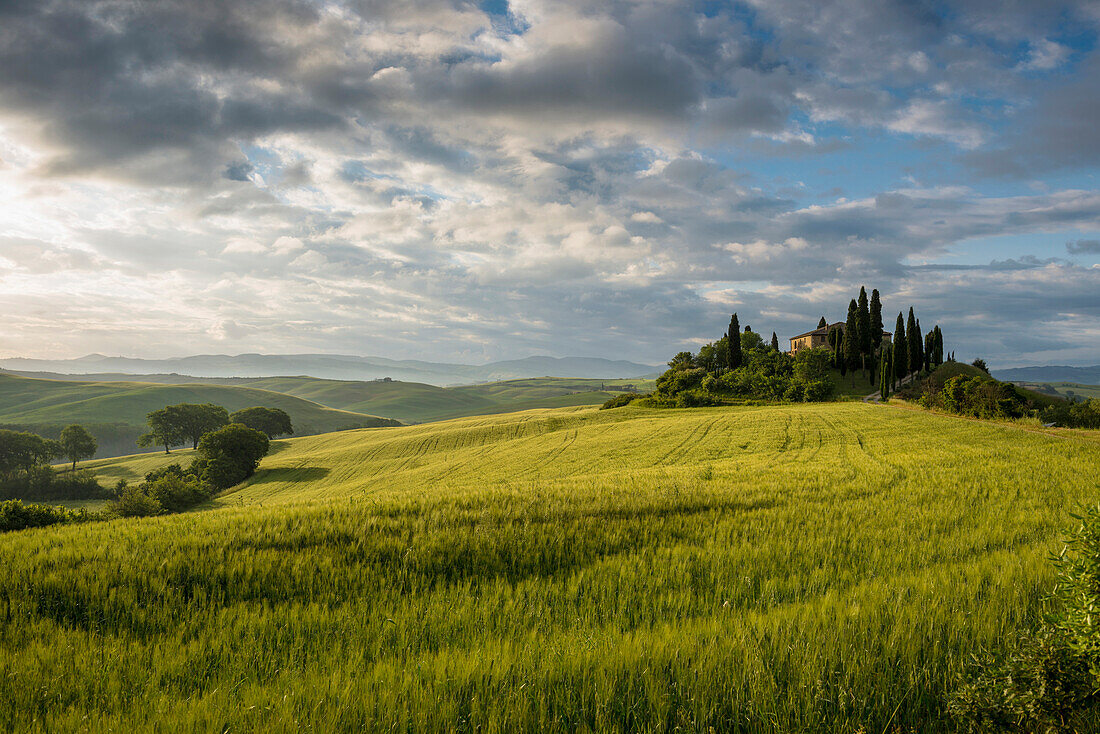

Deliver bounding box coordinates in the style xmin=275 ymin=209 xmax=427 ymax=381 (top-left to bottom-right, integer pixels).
xmin=924 ymin=330 xmax=934 ymax=372
xmin=817 ymin=316 xmax=827 ymax=329
xmin=727 ymin=314 xmax=742 ymax=370
xmin=879 ymin=348 xmax=892 ymax=400
xmin=843 ymin=299 xmax=861 ymax=385
xmin=906 ymin=308 xmax=922 ymax=377
xmin=857 ymin=287 xmax=872 ymax=358
xmin=933 ymin=325 xmax=944 ymax=366
xmin=770 ymin=332 xmax=779 ymax=351
xmin=893 ymin=312 xmax=907 ymax=381
xmin=870 ymin=289 xmax=883 ymax=352
xmin=832 ymin=327 xmax=842 ymax=368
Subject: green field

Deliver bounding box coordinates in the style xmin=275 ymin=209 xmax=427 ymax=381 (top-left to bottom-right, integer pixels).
xmin=0 ymin=373 xmax=399 ymax=457
xmin=202 ymin=375 xmax=656 ymax=423
xmin=2 ymin=403 xmax=1098 ymax=731
xmin=1013 ymin=381 xmax=1100 ymax=401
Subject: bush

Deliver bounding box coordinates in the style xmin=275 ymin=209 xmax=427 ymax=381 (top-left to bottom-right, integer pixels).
xmin=147 ymin=474 xmax=212 ymax=512
xmin=114 ymin=484 xmax=162 ymax=517
xmin=1040 ymin=399 xmax=1100 ymax=429
xmin=0 ymin=499 xmax=80 ymax=533
xmin=600 ymin=393 xmax=645 ymax=410
xmin=0 ymin=466 xmax=108 ymax=502
xmin=949 ymin=504 xmax=1100 ymax=731
xmin=196 ymin=424 xmax=270 ymax=490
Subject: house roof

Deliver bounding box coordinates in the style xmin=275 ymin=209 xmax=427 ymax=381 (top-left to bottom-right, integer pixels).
xmin=790 ymin=322 xmax=843 ymax=340
xmin=788 ymin=322 xmax=893 ymax=341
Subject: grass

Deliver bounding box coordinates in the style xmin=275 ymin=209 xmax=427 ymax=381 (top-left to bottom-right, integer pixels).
xmin=194 ymin=375 xmax=657 ymax=423
xmin=1 ymin=402 xmax=1098 ymax=731
xmin=1013 ymin=382 xmax=1100 ymax=401
xmin=0 ymin=373 xmax=399 ymax=458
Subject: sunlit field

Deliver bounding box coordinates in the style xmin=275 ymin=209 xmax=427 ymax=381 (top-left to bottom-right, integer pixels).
xmin=2 ymin=403 xmax=1098 ymax=731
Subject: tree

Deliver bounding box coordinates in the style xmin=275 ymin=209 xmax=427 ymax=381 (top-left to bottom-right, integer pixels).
xmin=857 ymin=287 xmax=872 ymax=367
xmin=171 ymin=403 xmax=230 ymax=450
xmin=741 ymin=330 xmax=764 ymax=352
xmin=933 ymin=325 xmax=944 ymax=366
xmin=669 ymin=351 xmax=695 ymax=370
xmin=924 ymin=330 xmax=935 ymax=373
xmin=770 ymin=332 xmax=780 ymax=351
xmin=727 ymin=314 xmax=742 ymax=370
xmin=843 ymin=299 xmax=861 ymax=385
xmin=870 ymin=289 xmax=884 ymax=353
xmin=58 ymin=425 xmax=97 ymax=472
xmin=906 ymin=307 xmax=922 ymax=377
xmin=893 ymin=312 xmax=907 ymax=382
xmin=229 ymin=407 xmax=294 ymax=439
xmin=0 ymin=430 xmax=59 ymax=480
xmin=817 ymin=316 xmax=828 ymax=329
xmin=972 ymin=358 xmax=990 ymax=374
xmin=138 ymin=407 xmax=185 ymax=453
xmin=879 ymin=347 xmax=893 ymax=400
xmin=195 ymin=424 xmax=270 ymax=490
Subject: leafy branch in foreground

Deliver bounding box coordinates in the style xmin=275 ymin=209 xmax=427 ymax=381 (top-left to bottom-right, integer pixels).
xmin=950 ymin=505 xmax=1100 ymax=732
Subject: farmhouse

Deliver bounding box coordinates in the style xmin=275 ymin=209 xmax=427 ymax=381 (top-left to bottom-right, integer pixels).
xmin=789 ymin=322 xmax=892 ymax=354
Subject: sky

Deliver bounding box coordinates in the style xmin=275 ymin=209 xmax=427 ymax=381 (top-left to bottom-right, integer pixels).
xmin=0 ymin=0 xmax=1098 ymax=368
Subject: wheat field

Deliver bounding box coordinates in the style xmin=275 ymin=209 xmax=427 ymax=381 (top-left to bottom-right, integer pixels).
xmin=2 ymin=402 xmax=1098 ymax=732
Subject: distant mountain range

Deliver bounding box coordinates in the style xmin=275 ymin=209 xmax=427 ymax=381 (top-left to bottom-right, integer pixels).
xmin=992 ymin=365 xmax=1100 ymax=385
xmin=0 ymin=353 xmax=661 ymax=386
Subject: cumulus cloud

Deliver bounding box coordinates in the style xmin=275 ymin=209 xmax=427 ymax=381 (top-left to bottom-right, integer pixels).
xmin=0 ymin=0 xmax=1097 ymax=366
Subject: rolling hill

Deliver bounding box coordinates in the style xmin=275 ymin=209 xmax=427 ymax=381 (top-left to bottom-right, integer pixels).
xmin=3 ymin=402 xmax=1098 ymax=730
xmin=1 ymin=370 xmax=655 ymax=426
xmin=993 ymin=364 xmax=1100 ymax=384
xmin=0 ymin=353 xmax=661 ymax=385
xmin=0 ymin=373 xmax=399 ymax=458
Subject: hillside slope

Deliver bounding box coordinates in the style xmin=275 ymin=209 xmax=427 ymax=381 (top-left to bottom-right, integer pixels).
xmin=5 ymin=403 xmax=1098 ymax=731
xmin=0 ymin=353 xmax=660 ymax=384
xmin=0 ymin=373 xmax=399 ymax=457
xmin=2 ymin=371 xmax=654 ymax=424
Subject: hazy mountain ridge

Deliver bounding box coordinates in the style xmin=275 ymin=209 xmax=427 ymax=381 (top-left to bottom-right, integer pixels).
xmin=0 ymin=354 xmax=660 ymax=385
xmin=993 ymin=365 xmax=1100 ymax=385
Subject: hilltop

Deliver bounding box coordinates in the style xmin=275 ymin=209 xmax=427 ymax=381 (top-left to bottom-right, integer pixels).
xmin=0 ymin=353 xmax=660 ymax=385
xmin=992 ymin=365 xmax=1100 ymax=385
xmin=0 ymin=373 xmax=399 ymax=458
xmin=3 ymin=403 xmax=1098 ymax=730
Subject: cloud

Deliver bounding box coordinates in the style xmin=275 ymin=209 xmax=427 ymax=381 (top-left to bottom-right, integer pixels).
xmin=1067 ymin=239 xmax=1100 ymax=254
xmin=0 ymin=0 xmax=1096 ymax=366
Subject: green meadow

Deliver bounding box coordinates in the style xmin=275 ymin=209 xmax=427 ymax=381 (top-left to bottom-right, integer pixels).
xmin=0 ymin=372 xmax=399 ymax=458
xmin=177 ymin=374 xmax=658 ymax=423
xmin=2 ymin=402 xmax=1098 ymax=731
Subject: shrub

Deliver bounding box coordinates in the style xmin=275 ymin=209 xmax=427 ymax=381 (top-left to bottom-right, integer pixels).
xmin=1040 ymin=399 xmax=1100 ymax=429
xmin=147 ymin=474 xmax=212 ymax=512
xmin=0 ymin=499 xmax=79 ymax=533
xmin=949 ymin=504 xmax=1100 ymax=731
xmin=0 ymin=466 xmax=107 ymax=502
xmin=114 ymin=484 xmax=162 ymax=517
xmin=600 ymin=393 xmax=644 ymax=410
xmin=196 ymin=424 xmax=270 ymax=490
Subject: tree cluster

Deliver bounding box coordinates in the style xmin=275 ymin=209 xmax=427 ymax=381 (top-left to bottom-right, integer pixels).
xmin=138 ymin=403 xmax=293 ymax=453
xmin=0 ymin=427 xmax=105 ymax=502
xmin=825 ymin=288 xmax=944 ymax=394
xmin=115 ymin=421 xmax=272 ymax=517
xmin=653 ymin=319 xmax=835 ymax=406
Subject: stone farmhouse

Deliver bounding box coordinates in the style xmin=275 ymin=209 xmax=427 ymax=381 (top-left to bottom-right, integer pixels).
xmin=788 ymin=322 xmax=892 ymax=354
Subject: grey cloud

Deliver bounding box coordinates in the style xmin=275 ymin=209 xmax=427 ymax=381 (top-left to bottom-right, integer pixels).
xmin=1067 ymin=239 xmax=1100 ymax=254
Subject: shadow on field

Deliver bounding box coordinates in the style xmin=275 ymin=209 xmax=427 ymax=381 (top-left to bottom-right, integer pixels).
xmin=249 ymin=466 xmax=331 ymax=484
xmin=266 ymin=441 xmax=293 ymax=456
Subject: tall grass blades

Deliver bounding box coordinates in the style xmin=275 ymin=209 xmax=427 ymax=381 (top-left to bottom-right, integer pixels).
xmin=0 ymin=403 xmax=1097 ymax=731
